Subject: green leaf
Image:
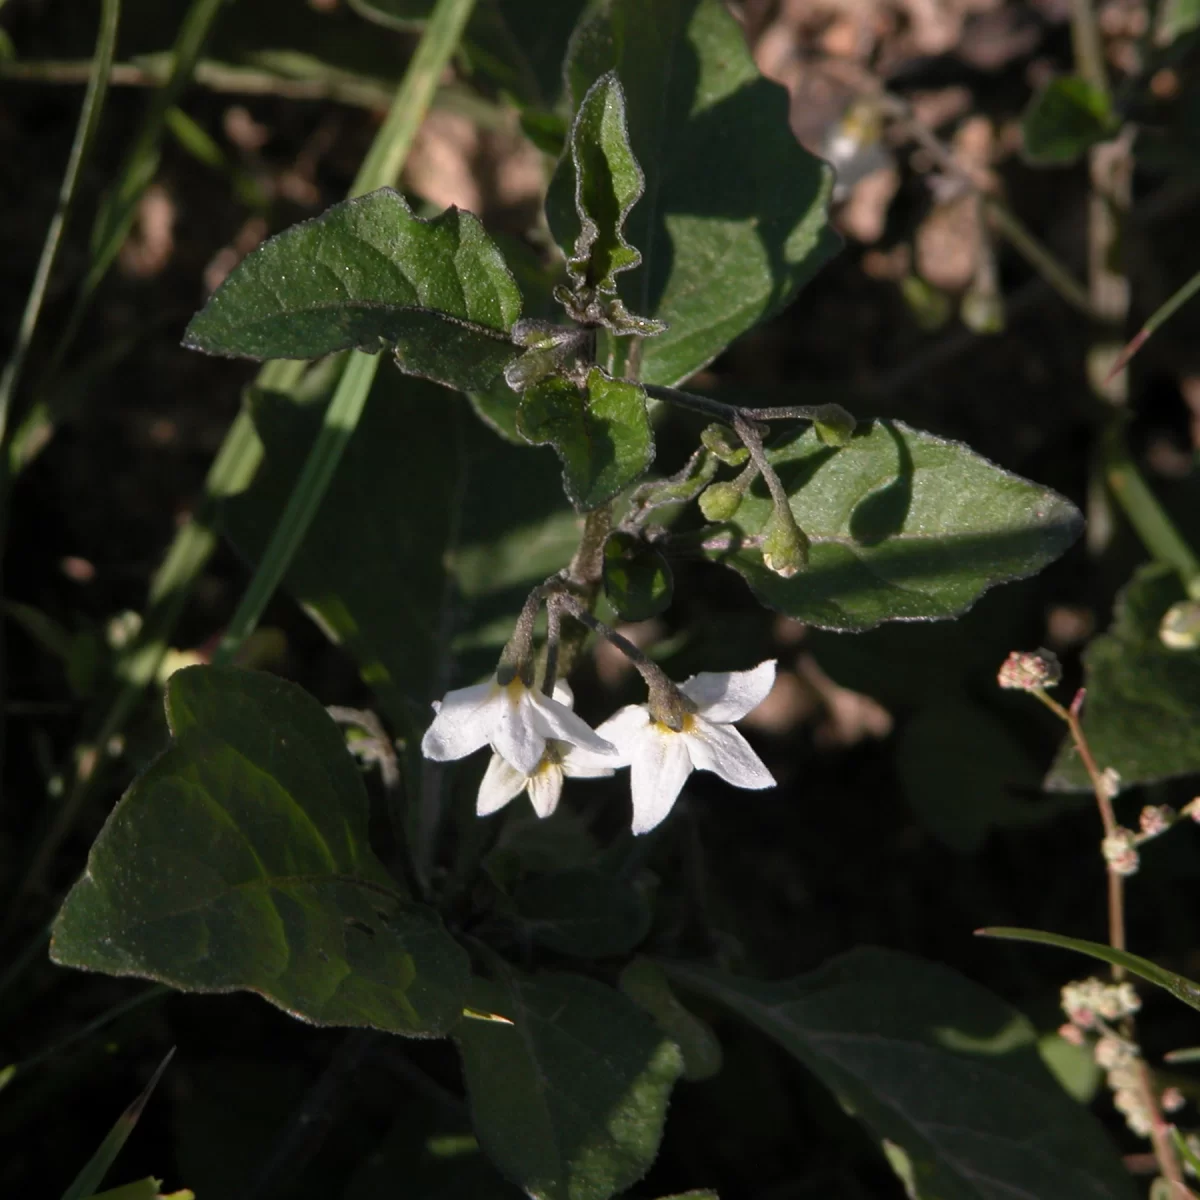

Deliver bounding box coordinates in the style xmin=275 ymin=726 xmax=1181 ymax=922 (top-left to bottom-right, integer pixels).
xmin=85 ymin=1181 xmax=174 ymax=1200
xmin=60 ymin=1051 xmax=174 ymax=1200
xmin=221 ymin=373 xmax=581 ymax=730
xmin=184 ymin=188 xmax=521 ymax=390
xmin=709 ymin=420 xmax=1082 ymax=630
xmin=555 ymin=0 xmax=838 ymax=386
xmin=513 ymin=868 xmax=652 ymax=958
xmin=50 ymin=666 xmax=469 ymax=1037
xmin=517 ymin=368 xmax=654 ymax=510
xmin=457 ymin=972 xmax=683 ymax=1200
xmin=666 ymin=949 xmax=1136 ymax=1199
xmin=603 ymin=533 xmax=673 ymax=621
xmin=619 ymin=958 xmax=723 ymax=1083
xmin=1046 ymin=563 xmax=1200 ymax=790
xmin=896 ymin=697 xmax=1072 ymax=852
xmin=1022 ymin=76 xmax=1118 ymax=166
xmin=979 ymin=927 xmax=1200 ymax=1015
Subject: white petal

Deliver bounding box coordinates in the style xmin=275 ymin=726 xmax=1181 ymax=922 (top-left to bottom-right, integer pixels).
xmin=680 ymin=660 xmax=777 ymax=724
xmin=551 ymin=679 xmax=574 ymax=707
xmin=560 ymin=741 xmax=617 ymax=778
xmin=686 ymin=718 xmax=776 ymax=790
xmin=476 ymin=753 xmax=528 ymax=816
xmin=420 ymin=680 xmax=497 ymax=761
xmin=526 ymin=761 xmax=565 ymax=818
xmin=629 ymin=726 xmax=693 ymax=835
xmin=526 ymin=689 xmax=616 ymax=756
xmin=593 ymin=704 xmax=651 ymax=761
xmin=490 ymin=684 xmax=548 ymax=776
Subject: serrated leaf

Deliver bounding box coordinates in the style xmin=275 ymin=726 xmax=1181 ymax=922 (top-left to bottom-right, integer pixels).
xmin=553 ymin=0 xmax=838 ymax=386
xmin=184 ymin=188 xmax=521 ymax=390
xmin=603 ymin=532 xmax=673 ymax=621
xmin=979 ymin=927 xmax=1200 ymax=1014
xmin=1022 ymin=76 xmax=1117 ymax=165
xmin=457 ymin=972 xmax=683 ymax=1200
xmin=1046 ymin=563 xmax=1200 ymax=790
xmin=514 ymin=868 xmax=651 ymax=958
xmin=221 ymin=373 xmax=581 ymax=731
xmin=517 ymin=368 xmax=654 ymax=510
xmin=708 ymin=420 xmax=1082 ymax=631
xmin=50 ymin=666 xmax=469 ymax=1037
xmin=666 ymin=949 xmax=1136 ymax=1200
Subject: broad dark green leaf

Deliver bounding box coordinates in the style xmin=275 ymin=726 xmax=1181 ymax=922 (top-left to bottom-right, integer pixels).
xmin=603 ymin=532 xmax=673 ymax=621
xmin=1046 ymin=563 xmax=1200 ymax=790
xmin=1022 ymin=76 xmax=1117 ymax=165
xmin=514 ymin=868 xmax=651 ymax=958
xmin=619 ymin=958 xmax=723 ymax=1083
xmin=897 ymin=697 xmax=1073 ymax=852
xmin=457 ymin=972 xmax=683 ymax=1200
xmin=221 ymin=373 xmax=580 ymax=731
xmin=708 ymin=420 xmax=1082 ymax=630
xmin=666 ymin=949 xmax=1136 ymax=1200
xmin=51 ymin=667 xmax=469 ymax=1037
xmin=554 ymin=0 xmax=838 ymax=385
xmin=980 ymin=927 xmax=1200 ymax=1015
xmin=184 ymin=189 xmax=521 ymax=390
xmin=517 ymin=368 xmax=654 ymax=510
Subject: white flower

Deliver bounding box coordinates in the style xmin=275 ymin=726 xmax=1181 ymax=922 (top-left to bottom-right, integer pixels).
xmin=597 ymin=660 xmax=777 ymax=835
xmin=420 ymin=673 xmax=616 ymax=777
xmin=475 ymin=682 xmax=617 ymax=819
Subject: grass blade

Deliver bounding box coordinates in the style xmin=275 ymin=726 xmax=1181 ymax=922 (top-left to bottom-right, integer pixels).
xmin=1106 ymin=266 xmax=1200 ymax=382
xmin=58 ymin=1048 xmax=175 ymax=1200
xmin=978 ymin=925 xmax=1200 ymax=1012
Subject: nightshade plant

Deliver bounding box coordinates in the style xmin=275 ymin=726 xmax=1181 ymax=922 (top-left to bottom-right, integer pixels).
xmin=47 ymin=2 xmax=1163 ymax=1197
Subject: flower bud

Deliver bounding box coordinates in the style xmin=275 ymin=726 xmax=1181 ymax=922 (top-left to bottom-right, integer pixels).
xmin=1162 ymin=1086 xmax=1186 ymax=1113
xmin=997 ymin=649 xmax=1062 ymax=691
xmin=1102 ymin=828 xmax=1140 ymax=876
xmin=1160 ymin=599 xmax=1200 ymax=650
xmin=699 ymin=480 xmax=746 ymax=522
xmin=761 ymin=506 xmax=809 ymax=578
xmin=700 ymin=424 xmax=748 ymax=465
xmin=810 ymin=404 xmax=857 ymax=447
xmin=1138 ymin=804 xmax=1175 ymax=839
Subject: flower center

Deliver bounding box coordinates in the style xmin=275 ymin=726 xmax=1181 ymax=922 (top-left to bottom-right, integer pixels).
xmin=652 ymin=712 xmax=695 ymax=735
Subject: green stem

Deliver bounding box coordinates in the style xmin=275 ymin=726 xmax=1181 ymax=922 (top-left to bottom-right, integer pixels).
xmin=1069 ymin=0 xmax=1110 ymax=101
xmin=7 ymin=0 xmax=477 ymax=915
xmin=1102 ymin=421 xmax=1200 ymax=588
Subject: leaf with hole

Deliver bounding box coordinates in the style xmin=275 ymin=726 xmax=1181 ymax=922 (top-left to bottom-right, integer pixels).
xmin=51 ymin=666 xmax=469 ymax=1037
xmin=184 ymin=188 xmax=521 ymax=391
xmin=517 ymin=368 xmax=654 ymax=510
xmin=979 ymin=927 xmax=1200 ymax=1015
xmin=457 ymin=971 xmax=683 ymax=1200
xmin=551 ymin=0 xmax=838 ymax=386
xmin=666 ymin=949 xmax=1135 ymax=1199
xmin=603 ymin=533 xmax=673 ymax=621
xmin=707 ymin=419 xmax=1082 ymax=630
xmin=1022 ymin=75 xmax=1117 ymax=165
xmin=1046 ymin=563 xmax=1200 ymax=790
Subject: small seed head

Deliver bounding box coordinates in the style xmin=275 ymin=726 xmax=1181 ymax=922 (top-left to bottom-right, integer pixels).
xmin=1102 ymin=828 xmax=1140 ymax=876
xmin=997 ymin=649 xmax=1062 ymax=691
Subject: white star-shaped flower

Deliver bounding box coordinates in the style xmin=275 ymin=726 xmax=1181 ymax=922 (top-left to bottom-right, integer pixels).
xmin=596 ymin=660 xmax=777 ymax=835
xmin=475 ymin=682 xmax=616 ymax=819
xmin=421 ymin=673 xmax=616 ymax=777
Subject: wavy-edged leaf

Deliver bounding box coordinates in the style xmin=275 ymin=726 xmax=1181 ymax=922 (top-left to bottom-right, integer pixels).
xmin=666 ymin=949 xmax=1136 ymax=1200
xmin=554 ymin=0 xmax=838 ymax=386
xmin=184 ymin=188 xmax=521 ymax=390
xmin=457 ymin=972 xmax=683 ymax=1200
xmin=1047 ymin=563 xmax=1200 ymax=790
xmin=517 ymin=368 xmax=654 ymax=510
xmin=707 ymin=420 xmax=1082 ymax=630
xmin=979 ymin=927 xmax=1200 ymax=1015
xmin=51 ymin=666 xmax=469 ymax=1037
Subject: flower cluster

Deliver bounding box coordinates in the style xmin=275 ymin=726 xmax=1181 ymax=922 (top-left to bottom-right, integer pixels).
xmin=421 ymin=661 xmax=777 ymax=834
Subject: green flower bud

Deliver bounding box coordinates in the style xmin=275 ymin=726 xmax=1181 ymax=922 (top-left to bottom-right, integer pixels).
xmin=699 ymin=480 xmax=746 ymax=522
xmin=700 ymin=424 xmax=749 ymax=465
xmin=761 ymin=505 xmax=808 ymax=578
xmin=810 ymin=404 xmax=857 ymax=447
